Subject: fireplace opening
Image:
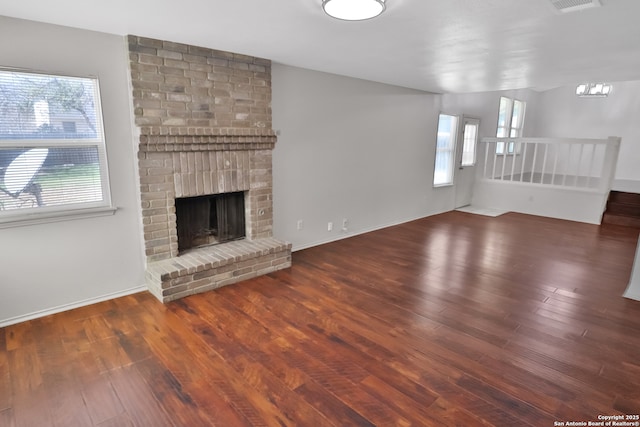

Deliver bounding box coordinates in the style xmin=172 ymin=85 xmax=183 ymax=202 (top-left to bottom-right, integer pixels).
xmin=175 ymin=191 xmax=246 ymax=253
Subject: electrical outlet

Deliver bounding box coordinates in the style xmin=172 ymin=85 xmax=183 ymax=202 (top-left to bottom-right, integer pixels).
xmin=327 ymin=221 xmax=333 ymax=231
xmin=297 ymin=220 xmax=303 ymax=230
xmin=342 ymin=218 xmax=348 ymax=232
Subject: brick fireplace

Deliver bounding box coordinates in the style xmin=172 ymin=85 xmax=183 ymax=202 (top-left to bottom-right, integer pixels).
xmin=127 ymin=35 xmax=291 ymax=302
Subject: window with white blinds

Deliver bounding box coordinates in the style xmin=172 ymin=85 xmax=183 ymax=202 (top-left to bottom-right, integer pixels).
xmin=0 ymin=69 xmax=111 ymax=220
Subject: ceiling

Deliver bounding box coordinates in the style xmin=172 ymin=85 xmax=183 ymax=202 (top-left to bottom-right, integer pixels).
xmin=1 ymin=0 xmax=639 ymax=94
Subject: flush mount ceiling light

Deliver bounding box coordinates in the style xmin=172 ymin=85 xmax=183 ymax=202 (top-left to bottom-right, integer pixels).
xmin=322 ymin=0 xmax=386 ymax=21
xmin=576 ymin=82 xmax=612 ymax=97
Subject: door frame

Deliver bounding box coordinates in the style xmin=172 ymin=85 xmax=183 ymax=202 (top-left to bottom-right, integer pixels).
xmin=454 ymin=116 xmax=480 ymax=208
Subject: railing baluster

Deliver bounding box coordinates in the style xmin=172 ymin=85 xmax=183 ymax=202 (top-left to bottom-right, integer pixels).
xmin=520 ymin=141 xmax=528 ymax=182
xmin=510 ymin=141 xmax=518 ymax=182
xmin=552 ymin=143 xmax=559 ymax=185
xmin=562 ymin=144 xmax=570 ymax=187
xmin=575 ymin=143 xmax=585 ymax=187
xmin=500 ymin=140 xmax=507 ymax=180
xmin=530 ymin=143 xmax=538 ymax=183
xmin=541 ymin=143 xmax=549 ymax=184
xmin=492 ymin=142 xmax=498 ymax=180
xmin=484 ymin=141 xmax=489 ymax=179
xmin=586 ymin=143 xmax=596 ymax=188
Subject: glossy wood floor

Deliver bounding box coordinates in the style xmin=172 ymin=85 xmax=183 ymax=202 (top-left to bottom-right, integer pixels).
xmin=2 ymin=212 xmax=640 ymax=426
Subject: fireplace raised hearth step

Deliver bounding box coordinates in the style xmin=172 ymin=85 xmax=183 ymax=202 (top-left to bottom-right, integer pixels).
xmin=146 ymin=237 xmax=292 ymax=302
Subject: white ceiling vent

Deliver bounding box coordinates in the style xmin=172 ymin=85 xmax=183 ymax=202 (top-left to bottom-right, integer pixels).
xmin=549 ymin=0 xmax=602 ymax=13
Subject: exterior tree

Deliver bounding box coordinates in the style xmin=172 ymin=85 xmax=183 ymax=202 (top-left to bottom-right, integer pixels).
xmin=0 ymin=71 xmax=97 ymax=136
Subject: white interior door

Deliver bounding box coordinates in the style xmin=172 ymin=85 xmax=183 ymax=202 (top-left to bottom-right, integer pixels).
xmin=454 ymin=117 xmax=480 ymax=208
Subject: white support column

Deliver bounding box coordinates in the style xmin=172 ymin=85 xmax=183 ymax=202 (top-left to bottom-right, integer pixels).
xmin=624 ymin=233 xmax=640 ymax=301
xmin=599 ymin=136 xmax=621 ymax=192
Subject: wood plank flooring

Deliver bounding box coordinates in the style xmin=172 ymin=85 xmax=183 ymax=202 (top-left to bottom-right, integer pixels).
xmin=2 ymin=211 xmax=640 ymax=426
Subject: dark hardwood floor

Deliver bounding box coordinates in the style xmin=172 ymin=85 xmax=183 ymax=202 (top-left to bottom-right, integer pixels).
xmin=2 ymin=211 xmax=640 ymax=426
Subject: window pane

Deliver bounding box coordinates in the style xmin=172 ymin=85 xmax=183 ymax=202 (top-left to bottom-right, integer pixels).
xmin=461 ymin=123 xmax=477 ymax=166
xmin=496 ymin=97 xmax=512 ymax=155
xmin=0 ymin=147 xmax=103 ymax=211
xmin=497 ymin=97 xmax=512 ymax=129
xmin=0 ymin=70 xmax=101 ymax=140
xmin=436 ymin=114 xmax=456 ymax=150
xmin=433 ymin=114 xmax=457 ymax=186
xmin=511 ymin=100 xmax=525 ymax=132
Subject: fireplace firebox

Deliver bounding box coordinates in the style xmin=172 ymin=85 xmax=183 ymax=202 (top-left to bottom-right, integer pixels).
xmin=176 ymin=191 xmax=246 ymax=253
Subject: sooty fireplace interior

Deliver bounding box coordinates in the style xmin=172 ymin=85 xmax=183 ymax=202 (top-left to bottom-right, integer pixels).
xmin=175 ymin=191 xmax=246 ymax=253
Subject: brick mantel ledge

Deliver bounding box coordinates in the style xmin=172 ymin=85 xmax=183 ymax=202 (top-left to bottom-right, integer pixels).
xmin=139 ymin=134 xmax=277 ymax=152
xmin=139 ymin=126 xmax=276 ymax=137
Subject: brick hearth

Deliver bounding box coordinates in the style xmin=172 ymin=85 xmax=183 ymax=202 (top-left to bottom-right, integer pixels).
xmin=127 ymin=35 xmax=291 ymax=302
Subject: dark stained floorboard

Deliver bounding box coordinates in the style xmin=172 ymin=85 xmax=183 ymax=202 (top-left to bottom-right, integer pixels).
xmin=2 ymin=211 xmax=640 ymax=426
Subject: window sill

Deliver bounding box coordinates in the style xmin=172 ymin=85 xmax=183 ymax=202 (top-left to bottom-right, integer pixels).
xmin=0 ymin=206 xmax=118 ymax=229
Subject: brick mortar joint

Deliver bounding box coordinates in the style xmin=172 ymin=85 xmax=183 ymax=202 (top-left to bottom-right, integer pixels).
xmin=138 ymin=141 xmax=276 ymax=152
xmin=140 ymin=134 xmax=276 ymax=141
xmin=138 ymin=127 xmax=276 ymax=137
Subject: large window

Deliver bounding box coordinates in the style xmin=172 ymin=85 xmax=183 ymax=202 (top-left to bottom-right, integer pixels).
xmin=433 ymin=114 xmax=458 ymax=187
xmin=496 ymin=96 xmax=526 ymax=154
xmin=0 ymin=69 xmax=111 ymax=222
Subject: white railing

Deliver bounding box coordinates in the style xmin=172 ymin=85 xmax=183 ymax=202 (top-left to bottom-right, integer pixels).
xmin=479 ymin=137 xmax=621 ymax=193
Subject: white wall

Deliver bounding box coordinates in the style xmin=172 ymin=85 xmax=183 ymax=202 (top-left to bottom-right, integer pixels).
xmin=270 ymin=66 xmax=548 ymax=251
xmin=0 ymin=17 xmax=146 ymax=326
xmin=533 ymin=81 xmax=640 ymax=192
xmin=272 ymin=64 xmax=451 ymax=250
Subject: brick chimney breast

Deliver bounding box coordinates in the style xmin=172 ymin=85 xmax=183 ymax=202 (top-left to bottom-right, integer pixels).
xmin=127 ymin=35 xmax=290 ymax=302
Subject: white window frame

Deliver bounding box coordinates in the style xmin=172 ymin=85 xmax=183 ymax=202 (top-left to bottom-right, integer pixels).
xmin=496 ymin=96 xmax=526 ymax=155
xmin=0 ymin=68 xmax=115 ymax=227
xmin=433 ymin=113 xmax=458 ymax=187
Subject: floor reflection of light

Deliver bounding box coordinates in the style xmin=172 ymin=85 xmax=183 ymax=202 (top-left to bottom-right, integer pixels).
xmin=418 ymin=225 xmax=474 ymax=296
xmin=420 ymin=222 xmax=521 ymax=311
xmin=478 ymin=223 xmax=507 ymax=271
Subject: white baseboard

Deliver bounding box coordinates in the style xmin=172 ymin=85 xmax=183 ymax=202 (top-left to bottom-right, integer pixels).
xmin=0 ymin=285 xmax=147 ymax=328
xmin=623 ymin=287 xmax=640 ymax=302
xmin=291 ymin=211 xmax=446 ymax=252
